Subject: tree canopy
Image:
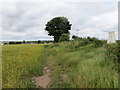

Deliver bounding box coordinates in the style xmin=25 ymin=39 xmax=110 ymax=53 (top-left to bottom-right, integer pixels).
xmin=45 ymin=16 xmax=71 ymax=42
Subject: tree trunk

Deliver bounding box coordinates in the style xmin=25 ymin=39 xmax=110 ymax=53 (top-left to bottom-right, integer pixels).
xmin=54 ymin=35 xmax=60 ymax=42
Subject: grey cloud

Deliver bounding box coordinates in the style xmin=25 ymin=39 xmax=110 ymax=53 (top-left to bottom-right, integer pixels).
xmin=1 ymin=2 xmax=118 ymax=41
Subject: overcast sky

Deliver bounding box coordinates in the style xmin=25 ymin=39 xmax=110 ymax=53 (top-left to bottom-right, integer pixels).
xmin=0 ymin=0 xmax=119 ymax=41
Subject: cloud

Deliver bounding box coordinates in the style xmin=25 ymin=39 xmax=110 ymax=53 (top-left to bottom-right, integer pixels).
xmin=0 ymin=0 xmax=119 ymax=3
xmin=1 ymin=1 xmax=118 ymax=41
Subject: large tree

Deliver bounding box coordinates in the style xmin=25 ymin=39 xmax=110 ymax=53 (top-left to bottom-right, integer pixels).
xmin=45 ymin=17 xmax=71 ymax=42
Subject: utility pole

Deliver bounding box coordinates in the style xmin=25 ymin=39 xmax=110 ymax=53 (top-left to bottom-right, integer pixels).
xmin=77 ymin=30 xmax=79 ymax=37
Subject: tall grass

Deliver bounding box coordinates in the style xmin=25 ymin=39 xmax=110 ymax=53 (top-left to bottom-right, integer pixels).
xmin=47 ymin=41 xmax=118 ymax=88
xmin=0 ymin=45 xmax=2 ymax=89
xmin=2 ymin=44 xmax=46 ymax=88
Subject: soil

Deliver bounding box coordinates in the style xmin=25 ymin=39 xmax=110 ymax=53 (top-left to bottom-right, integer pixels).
xmin=33 ymin=66 xmax=51 ymax=88
xmin=61 ymin=73 xmax=68 ymax=82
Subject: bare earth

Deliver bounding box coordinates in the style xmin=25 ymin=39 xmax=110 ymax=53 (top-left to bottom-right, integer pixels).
xmin=34 ymin=66 xmax=51 ymax=88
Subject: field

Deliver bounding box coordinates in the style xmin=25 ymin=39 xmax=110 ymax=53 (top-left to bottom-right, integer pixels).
xmin=0 ymin=45 xmax=2 ymax=89
xmin=47 ymin=41 xmax=118 ymax=88
xmin=2 ymin=41 xmax=118 ymax=88
xmin=2 ymin=44 xmax=46 ymax=88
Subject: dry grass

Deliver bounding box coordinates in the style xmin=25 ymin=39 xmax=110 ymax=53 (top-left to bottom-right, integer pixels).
xmin=2 ymin=44 xmax=46 ymax=88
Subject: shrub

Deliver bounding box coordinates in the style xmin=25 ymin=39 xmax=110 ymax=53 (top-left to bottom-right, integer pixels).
xmin=72 ymin=35 xmax=81 ymax=40
xmin=9 ymin=42 xmax=15 ymax=45
xmin=105 ymin=43 xmax=119 ymax=71
xmin=80 ymin=39 xmax=90 ymax=46
xmin=23 ymin=40 xmax=25 ymax=44
xmin=105 ymin=44 xmax=118 ymax=62
xmin=86 ymin=37 xmax=97 ymax=43
xmin=38 ymin=40 xmax=41 ymax=44
xmin=16 ymin=42 xmax=22 ymax=44
xmin=59 ymin=33 xmax=70 ymax=42
xmin=92 ymin=39 xmax=104 ymax=48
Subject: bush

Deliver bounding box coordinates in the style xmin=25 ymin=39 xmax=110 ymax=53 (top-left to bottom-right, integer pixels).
xmin=59 ymin=33 xmax=70 ymax=42
xmin=66 ymin=39 xmax=90 ymax=52
xmin=38 ymin=40 xmax=41 ymax=44
xmin=105 ymin=41 xmax=120 ymax=72
xmin=63 ymin=41 xmax=80 ymax=52
xmin=106 ymin=42 xmax=120 ymax=73
xmin=72 ymin=35 xmax=81 ymax=40
xmin=105 ymin=44 xmax=118 ymax=62
xmin=105 ymin=43 xmax=119 ymax=72
xmin=92 ymin=39 xmax=104 ymax=48
xmin=9 ymin=42 xmax=15 ymax=45
xmin=16 ymin=42 xmax=22 ymax=44
xmin=9 ymin=41 xmax=22 ymax=44
xmin=80 ymin=39 xmax=90 ymax=46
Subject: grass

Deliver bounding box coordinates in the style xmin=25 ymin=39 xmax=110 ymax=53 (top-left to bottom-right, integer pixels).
xmin=46 ymin=41 xmax=118 ymax=88
xmin=2 ymin=44 xmax=46 ymax=88
xmin=2 ymin=40 xmax=118 ymax=88
xmin=0 ymin=45 xmax=2 ymax=89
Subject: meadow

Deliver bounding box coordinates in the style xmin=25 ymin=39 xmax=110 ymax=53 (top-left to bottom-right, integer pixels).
xmin=0 ymin=45 xmax=2 ymax=89
xmin=2 ymin=44 xmax=46 ymax=88
xmin=46 ymin=41 xmax=118 ymax=88
xmin=2 ymin=40 xmax=119 ymax=88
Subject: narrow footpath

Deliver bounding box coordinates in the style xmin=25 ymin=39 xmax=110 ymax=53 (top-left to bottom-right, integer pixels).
xmin=33 ymin=66 xmax=51 ymax=88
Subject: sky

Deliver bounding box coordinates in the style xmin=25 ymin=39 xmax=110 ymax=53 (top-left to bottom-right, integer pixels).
xmin=0 ymin=0 xmax=119 ymax=41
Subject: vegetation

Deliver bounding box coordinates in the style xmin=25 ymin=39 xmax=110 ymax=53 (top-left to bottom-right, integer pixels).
xmin=105 ymin=43 xmax=118 ymax=63
xmin=2 ymin=38 xmax=119 ymax=88
xmin=9 ymin=41 xmax=22 ymax=45
xmin=2 ymin=13 xmax=118 ymax=88
xmin=2 ymin=44 xmax=46 ymax=88
xmin=46 ymin=40 xmax=118 ymax=88
xmin=45 ymin=17 xmax=71 ymax=42
xmin=59 ymin=33 xmax=70 ymax=42
xmin=5 ymin=40 xmax=54 ymax=45
xmin=0 ymin=45 xmax=2 ymax=89
xmin=72 ymin=35 xmax=81 ymax=40
xmin=105 ymin=42 xmax=119 ymax=72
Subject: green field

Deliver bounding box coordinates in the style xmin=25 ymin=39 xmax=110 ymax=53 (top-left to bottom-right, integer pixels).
xmin=0 ymin=45 xmax=2 ymax=89
xmin=2 ymin=44 xmax=46 ymax=88
xmin=2 ymin=41 xmax=118 ymax=88
xmin=47 ymin=42 xmax=118 ymax=88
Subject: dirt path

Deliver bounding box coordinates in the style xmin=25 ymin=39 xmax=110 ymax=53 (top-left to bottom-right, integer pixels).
xmin=33 ymin=66 xmax=51 ymax=88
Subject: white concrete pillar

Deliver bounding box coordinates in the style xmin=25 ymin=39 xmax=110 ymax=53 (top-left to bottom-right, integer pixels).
xmin=107 ymin=31 xmax=116 ymax=44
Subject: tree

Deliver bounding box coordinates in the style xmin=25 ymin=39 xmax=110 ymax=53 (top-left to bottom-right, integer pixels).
xmin=23 ymin=40 xmax=25 ymax=44
xmin=9 ymin=42 xmax=15 ymax=45
xmin=38 ymin=40 xmax=41 ymax=44
xmin=72 ymin=35 xmax=81 ymax=40
xmin=59 ymin=33 xmax=70 ymax=42
xmin=45 ymin=17 xmax=71 ymax=42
